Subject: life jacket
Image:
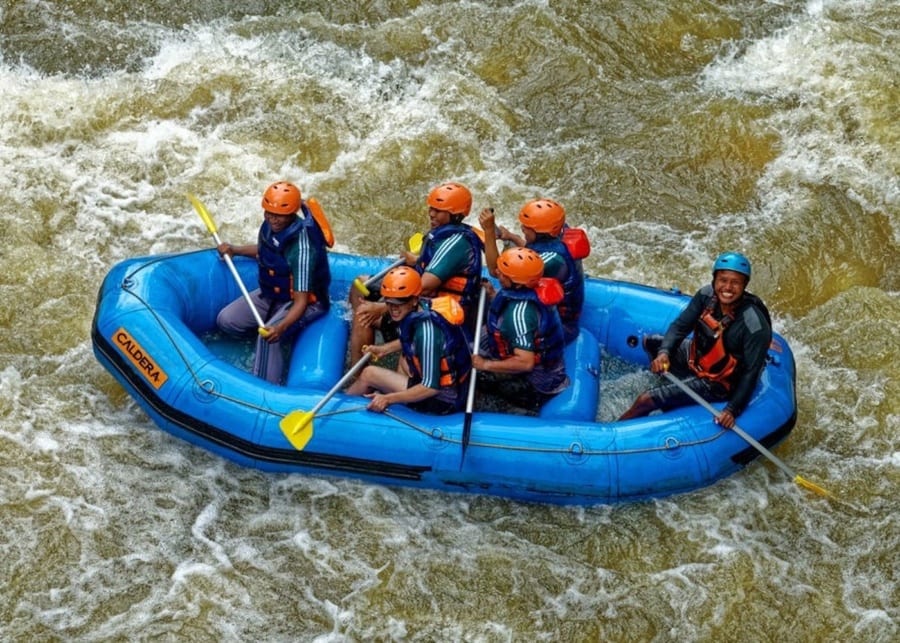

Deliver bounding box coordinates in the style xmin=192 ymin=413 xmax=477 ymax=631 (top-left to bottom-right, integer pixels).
xmin=257 ymin=202 xmax=331 ymax=305
xmin=529 ymin=235 xmax=585 ymax=323
xmin=688 ymin=292 xmax=770 ymax=389
xmin=485 ymin=288 xmax=565 ymax=366
xmin=306 ymin=197 xmax=335 ymax=248
xmin=398 ymin=300 xmax=472 ymax=390
xmin=416 ymin=223 xmax=484 ymax=311
xmin=561 ymin=226 xmax=591 ymax=260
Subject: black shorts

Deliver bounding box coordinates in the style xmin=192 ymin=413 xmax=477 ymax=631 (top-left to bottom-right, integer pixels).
xmin=364 ymin=285 xmax=383 ymax=303
xmin=405 ymin=377 xmax=458 ymax=415
xmin=379 ymin=312 xmax=400 ymax=343
xmin=643 ymin=335 xmax=729 ymax=409
xmin=475 ymin=371 xmax=553 ymax=415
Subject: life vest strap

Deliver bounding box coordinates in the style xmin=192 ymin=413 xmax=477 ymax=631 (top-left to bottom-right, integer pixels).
xmin=688 ymin=305 xmax=737 ymax=388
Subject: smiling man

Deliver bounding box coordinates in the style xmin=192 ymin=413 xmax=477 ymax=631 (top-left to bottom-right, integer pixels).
xmin=348 ymin=181 xmax=483 ymax=363
xmin=618 ymin=252 xmax=772 ymax=428
xmin=345 ymin=267 xmax=472 ymax=415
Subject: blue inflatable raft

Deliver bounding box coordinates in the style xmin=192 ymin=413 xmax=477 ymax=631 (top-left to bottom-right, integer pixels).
xmin=91 ymin=249 xmax=797 ymax=505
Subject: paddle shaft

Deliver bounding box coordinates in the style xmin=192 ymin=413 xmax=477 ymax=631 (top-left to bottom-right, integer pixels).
xmin=661 ymin=370 xmax=798 ymax=480
xmin=460 ymin=285 xmax=488 ymax=462
xmin=189 ymin=194 xmax=268 ymax=332
xmin=309 ymin=352 xmax=373 ymax=417
xmin=465 ymin=286 xmax=488 ymax=416
xmin=361 ymin=257 xmax=406 ymax=290
xmin=213 ymin=233 xmax=269 ymax=331
xmin=353 ymin=233 xmax=424 ymax=295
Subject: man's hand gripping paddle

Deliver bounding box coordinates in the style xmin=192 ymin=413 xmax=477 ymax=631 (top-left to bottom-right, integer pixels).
xmin=187 ymin=194 xmax=270 ymax=337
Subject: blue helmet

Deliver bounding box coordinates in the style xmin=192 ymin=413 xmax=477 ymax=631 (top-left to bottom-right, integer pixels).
xmin=712 ymin=251 xmax=751 ymax=280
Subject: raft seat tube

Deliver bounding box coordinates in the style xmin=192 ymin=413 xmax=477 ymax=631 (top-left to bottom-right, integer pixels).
xmin=284 ymin=307 xmax=348 ymax=389
xmin=539 ymin=328 xmax=600 ymax=422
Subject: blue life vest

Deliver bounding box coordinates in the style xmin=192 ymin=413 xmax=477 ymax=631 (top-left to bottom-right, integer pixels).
xmin=528 ymin=235 xmax=584 ymax=324
xmin=485 ymin=288 xmax=565 ymax=367
xmin=257 ymin=203 xmax=331 ymax=306
xmin=416 ymin=223 xmax=484 ymax=311
xmin=399 ymin=305 xmax=472 ymax=394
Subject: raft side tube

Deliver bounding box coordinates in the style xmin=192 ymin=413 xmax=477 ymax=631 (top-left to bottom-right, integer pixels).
xmin=581 ymin=279 xmax=691 ymax=363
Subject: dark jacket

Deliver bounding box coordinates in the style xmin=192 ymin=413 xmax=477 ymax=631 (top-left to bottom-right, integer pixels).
xmin=660 ymin=284 xmax=772 ymax=416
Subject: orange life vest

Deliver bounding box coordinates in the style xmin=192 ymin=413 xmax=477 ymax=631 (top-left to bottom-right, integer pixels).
xmin=688 ymin=307 xmax=738 ymax=389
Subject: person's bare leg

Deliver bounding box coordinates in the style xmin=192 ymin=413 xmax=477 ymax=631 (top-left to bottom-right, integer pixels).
xmin=618 ymin=392 xmax=657 ymax=420
xmin=345 ymin=365 xmax=406 ymax=396
xmin=345 ymin=365 xmax=377 ymax=396
xmin=348 ymin=277 xmax=383 ymax=363
xmin=350 ymin=315 xmax=377 ymax=364
xmin=348 ymin=280 xmax=368 ymax=309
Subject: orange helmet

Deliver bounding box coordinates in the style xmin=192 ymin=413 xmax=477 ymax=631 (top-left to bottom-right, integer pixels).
xmin=381 ymin=266 xmax=422 ymax=301
xmin=496 ymin=247 xmax=544 ymax=287
xmin=518 ymin=198 xmax=566 ymax=235
xmin=261 ymin=181 xmax=301 ymax=215
xmin=427 ymin=182 xmax=472 ymax=217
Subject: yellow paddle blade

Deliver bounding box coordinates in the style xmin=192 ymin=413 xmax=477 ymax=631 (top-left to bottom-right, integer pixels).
xmin=279 ymin=411 xmax=314 ymax=450
xmin=186 ymin=193 xmax=217 ymax=234
xmin=794 ymin=475 xmax=834 ymax=499
xmin=352 ymin=277 xmax=371 ymax=297
xmin=407 ymin=232 xmax=424 ymax=253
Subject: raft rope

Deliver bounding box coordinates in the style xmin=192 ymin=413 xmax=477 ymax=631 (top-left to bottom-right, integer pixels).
xmin=377 ymin=410 xmax=729 ymax=457
xmin=121 ymin=258 xmax=280 ymax=418
xmin=121 ymin=261 xmax=729 ymax=458
xmin=313 ymin=405 xmax=727 ymax=456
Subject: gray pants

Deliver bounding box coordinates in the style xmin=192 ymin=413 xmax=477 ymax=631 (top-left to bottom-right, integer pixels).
xmin=217 ymin=289 xmax=326 ymax=384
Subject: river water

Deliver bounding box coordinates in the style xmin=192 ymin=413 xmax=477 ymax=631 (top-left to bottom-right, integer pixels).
xmin=1 ymin=1 xmax=897 ymax=641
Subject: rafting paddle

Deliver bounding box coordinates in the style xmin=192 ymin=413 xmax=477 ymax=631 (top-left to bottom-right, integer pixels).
xmin=661 ymin=370 xmax=833 ymax=498
xmin=460 ymin=284 xmax=488 ymax=468
xmin=279 ymin=352 xmax=373 ymax=450
xmin=187 ymin=194 xmax=270 ymax=337
xmin=352 ymin=232 xmax=424 ymax=296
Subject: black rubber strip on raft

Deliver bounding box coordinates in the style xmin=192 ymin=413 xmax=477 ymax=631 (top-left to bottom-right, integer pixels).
xmin=91 ymin=323 xmax=431 ymax=481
